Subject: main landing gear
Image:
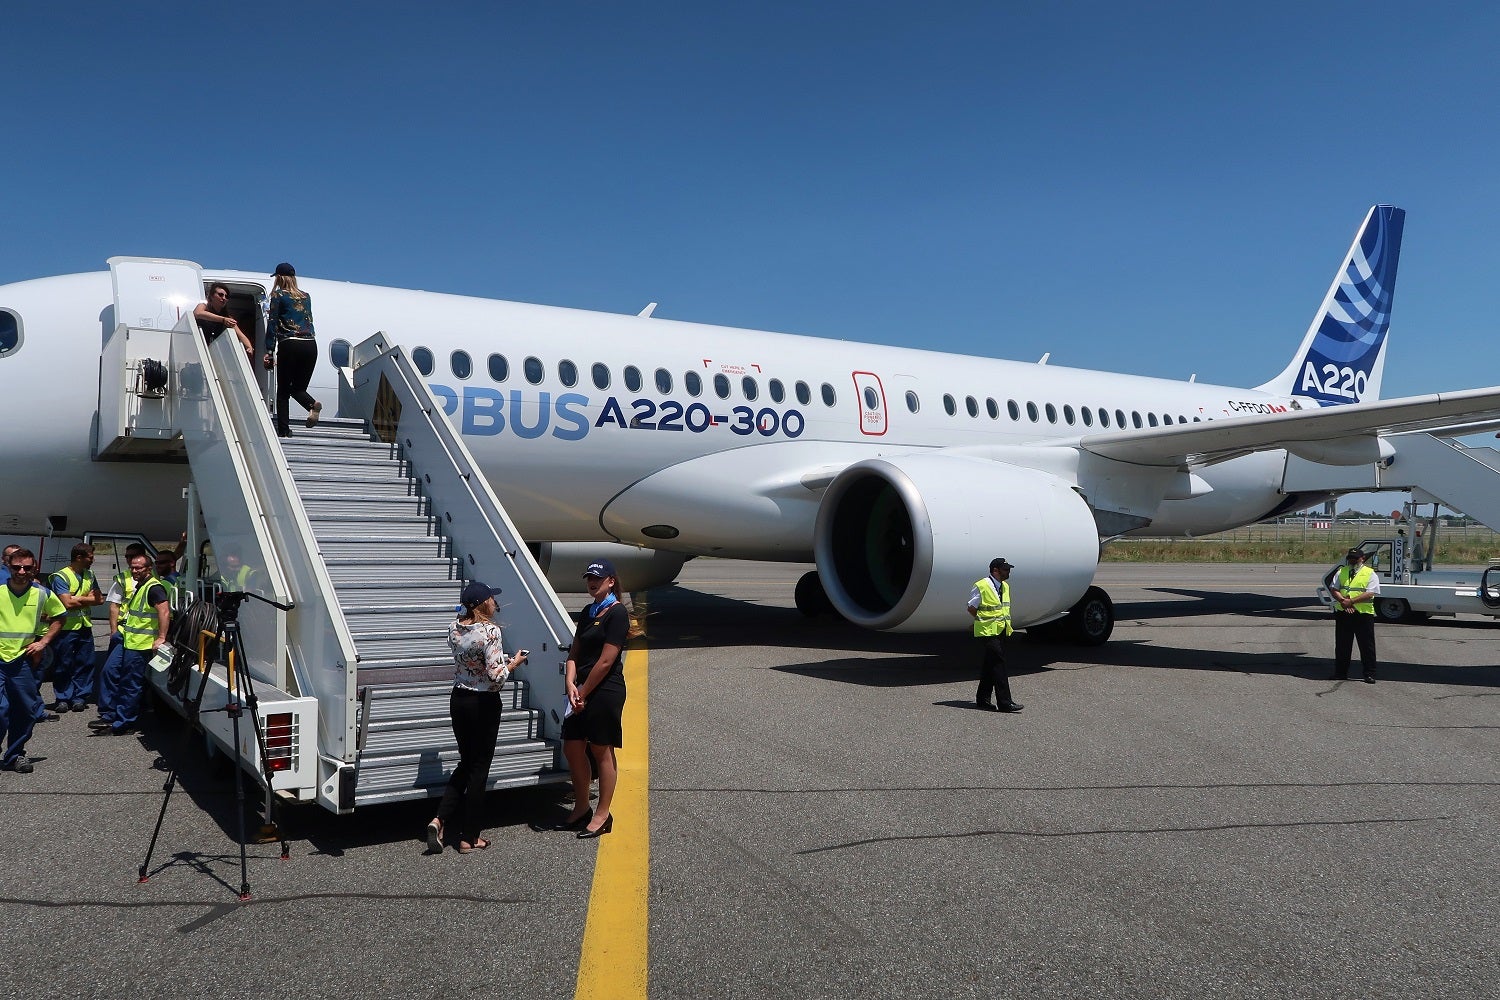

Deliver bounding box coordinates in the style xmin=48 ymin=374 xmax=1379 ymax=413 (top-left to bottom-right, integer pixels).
xmin=794 ymin=571 xmax=836 ymax=618
xmin=1028 ymin=585 xmax=1115 ymax=647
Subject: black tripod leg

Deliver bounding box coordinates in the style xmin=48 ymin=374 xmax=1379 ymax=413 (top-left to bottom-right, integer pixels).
xmin=138 ymin=765 xmax=181 ymax=883
xmin=229 ymin=698 xmax=252 ymax=901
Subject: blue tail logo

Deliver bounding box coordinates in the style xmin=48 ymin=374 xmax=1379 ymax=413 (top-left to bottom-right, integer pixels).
xmin=1292 ymin=206 xmax=1404 ymax=405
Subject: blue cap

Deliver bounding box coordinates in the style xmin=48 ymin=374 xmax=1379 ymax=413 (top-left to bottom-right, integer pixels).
xmin=272 ymin=262 xmax=296 ymax=277
xmin=583 ymin=559 xmax=618 ymax=580
xmin=460 ymin=581 xmax=501 ymax=608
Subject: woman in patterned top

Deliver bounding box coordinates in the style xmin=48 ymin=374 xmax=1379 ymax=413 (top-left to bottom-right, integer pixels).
xmin=425 ymin=581 xmax=527 ymax=853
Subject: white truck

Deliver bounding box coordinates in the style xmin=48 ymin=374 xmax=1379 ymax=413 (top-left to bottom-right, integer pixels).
xmin=1316 ymin=535 xmax=1500 ymax=623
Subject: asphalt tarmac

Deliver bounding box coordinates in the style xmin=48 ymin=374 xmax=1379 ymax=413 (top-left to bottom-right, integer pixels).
xmin=1 ymin=562 xmax=1496 ymax=999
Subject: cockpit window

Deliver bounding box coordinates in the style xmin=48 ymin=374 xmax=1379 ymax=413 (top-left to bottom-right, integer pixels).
xmin=0 ymin=310 xmax=20 ymax=358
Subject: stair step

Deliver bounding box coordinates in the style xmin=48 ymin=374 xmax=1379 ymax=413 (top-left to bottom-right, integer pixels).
xmin=353 ymin=743 xmax=563 ymax=804
xmin=317 ymin=536 xmax=450 ymax=559
xmin=302 ymin=496 xmax=432 ymax=518
xmin=355 ymin=652 xmax=456 ymax=671
xmin=296 ymin=478 xmax=424 ymax=498
xmin=362 ymin=712 xmax=540 ymax=753
xmin=281 ymin=438 xmax=399 ymax=458
xmin=287 ymin=454 xmax=410 ymax=474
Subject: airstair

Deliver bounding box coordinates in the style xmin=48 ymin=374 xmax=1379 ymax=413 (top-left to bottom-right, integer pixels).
xmin=96 ymin=257 xmax=574 ymax=813
xmin=1282 ymin=431 xmax=1500 ymax=534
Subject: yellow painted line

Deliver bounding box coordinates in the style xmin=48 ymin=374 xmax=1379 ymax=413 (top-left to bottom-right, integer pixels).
xmin=575 ymin=610 xmax=650 ymax=1000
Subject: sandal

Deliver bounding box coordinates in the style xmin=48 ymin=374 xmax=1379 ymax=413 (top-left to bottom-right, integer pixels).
xmin=457 ymin=837 xmax=491 ymax=853
xmin=425 ymin=819 xmax=443 ymax=851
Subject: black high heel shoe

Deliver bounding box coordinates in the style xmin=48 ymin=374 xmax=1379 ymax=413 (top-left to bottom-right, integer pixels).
xmin=542 ymin=809 xmax=592 ymax=832
xmin=577 ymin=814 xmax=613 ymax=839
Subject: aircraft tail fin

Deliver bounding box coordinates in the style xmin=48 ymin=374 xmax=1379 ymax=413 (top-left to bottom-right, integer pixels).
xmin=1255 ymin=205 xmax=1405 ymax=406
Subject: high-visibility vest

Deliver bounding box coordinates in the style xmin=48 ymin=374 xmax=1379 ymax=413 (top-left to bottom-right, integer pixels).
xmin=972 ymin=577 xmax=1013 ymax=637
xmin=50 ymin=566 xmax=98 ymax=631
xmin=0 ymin=584 xmax=64 ymax=660
xmin=220 ymin=564 xmax=255 ymax=592
xmin=1334 ymin=565 xmax=1376 ymax=615
xmin=120 ymin=575 xmax=167 ymax=651
xmin=111 ymin=571 xmax=140 ymax=635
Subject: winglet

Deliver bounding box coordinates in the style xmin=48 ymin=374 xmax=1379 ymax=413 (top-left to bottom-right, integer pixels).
xmin=1255 ymin=205 xmax=1405 ymax=406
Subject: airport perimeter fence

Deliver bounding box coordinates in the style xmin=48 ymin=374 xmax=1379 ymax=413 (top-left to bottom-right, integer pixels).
xmin=1106 ymin=520 xmax=1500 ymax=564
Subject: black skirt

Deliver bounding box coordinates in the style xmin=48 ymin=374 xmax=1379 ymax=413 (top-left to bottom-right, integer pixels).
xmin=561 ymin=685 xmax=626 ymax=747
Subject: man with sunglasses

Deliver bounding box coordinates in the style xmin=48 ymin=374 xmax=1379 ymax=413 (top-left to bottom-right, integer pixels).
xmin=1330 ymin=547 xmax=1380 ymax=683
xmin=1 ymin=548 xmax=66 ymax=773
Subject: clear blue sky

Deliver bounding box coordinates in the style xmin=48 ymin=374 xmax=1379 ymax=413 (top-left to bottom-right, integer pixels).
xmin=6 ymin=2 xmax=1497 ymax=412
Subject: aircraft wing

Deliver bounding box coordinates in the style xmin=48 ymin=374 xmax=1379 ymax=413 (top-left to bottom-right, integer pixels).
xmin=1076 ymin=386 xmax=1500 ymax=468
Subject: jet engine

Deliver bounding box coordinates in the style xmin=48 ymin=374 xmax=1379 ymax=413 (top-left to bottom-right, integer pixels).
xmin=813 ymin=454 xmax=1101 ymax=632
xmin=530 ymin=542 xmax=691 ymax=594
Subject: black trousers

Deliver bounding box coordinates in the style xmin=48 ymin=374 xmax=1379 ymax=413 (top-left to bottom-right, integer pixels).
xmin=976 ymin=634 xmax=1012 ymax=706
xmin=1333 ymin=613 xmax=1377 ymax=678
xmin=274 ymin=337 xmax=319 ymax=435
xmin=437 ymin=688 xmax=502 ymax=841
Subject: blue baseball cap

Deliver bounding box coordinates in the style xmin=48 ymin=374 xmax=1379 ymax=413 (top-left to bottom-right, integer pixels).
xmin=583 ymin=559 xmax=618 ymax=580
xmin=460 ymin=581 xmax=501 ymax=607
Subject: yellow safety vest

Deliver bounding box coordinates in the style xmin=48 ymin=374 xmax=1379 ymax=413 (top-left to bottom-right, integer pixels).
xmin=219 ymin=564 xmax=255 ymax=592
xmin=972 ymin=577 xmax=1013 ymax=638
xmin=1334 ymin=565 xmax=1376 ymax=615
xmin=120 ymin=575 xmax=167 ymax=651
xmin=0 ymin=584 xmax=65 ymax=661
xmin=50 ymin=566 xmax=98 ymax=631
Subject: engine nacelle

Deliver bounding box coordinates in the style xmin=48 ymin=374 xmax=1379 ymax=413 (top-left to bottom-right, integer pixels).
xmin=813 ymin=454 xmax=1100 ymax=631
xmin=530 ymin=542 xmax=690 ymax=594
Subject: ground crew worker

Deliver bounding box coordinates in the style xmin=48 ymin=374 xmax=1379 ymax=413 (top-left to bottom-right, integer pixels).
xmin=48 ymin=542 xmax=103 ymax=713
xmin=1331 ymin=547 xmax=1380 ymax=683
xmin=95 ymin=542 xmax=148 ymax=718
xmin=2 ymin=548 xmax=66 ymax=773
xmin=90 ymin=553 xmax=169 ymax=736
xmin=968 ymin=557 xmax=1023 ymax=712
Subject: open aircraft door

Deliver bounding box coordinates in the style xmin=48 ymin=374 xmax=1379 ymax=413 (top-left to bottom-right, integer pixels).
xmin=108 ymin=256 xmax=204 ymax=332
xmin=852 ymin=371 xmax=888 ymax=436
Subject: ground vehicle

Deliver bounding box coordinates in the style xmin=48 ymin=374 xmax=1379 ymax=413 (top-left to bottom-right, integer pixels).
xmin=1317 ymin=535 xmax=1500 ymax=623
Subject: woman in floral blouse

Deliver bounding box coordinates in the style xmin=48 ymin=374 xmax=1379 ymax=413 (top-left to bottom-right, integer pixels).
xmin=426 ymin=581 xmax=527 ymax=853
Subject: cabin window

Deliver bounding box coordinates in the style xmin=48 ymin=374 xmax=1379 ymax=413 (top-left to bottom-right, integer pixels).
xmin=623 ymin=366 xmax=642 ymax=392
xmin=1026 ymin=401 xmax=1039 ymax=422
xmin=655 ymin=368 xmax=672 ymax=394
xmin=329 ymin=339 xmax=351 ymax=368
xmin=1098 ymin=408 xmax=1110 ymax=428
xmin=821 ymin=383 xmax=837 ymax=407
xmin=450 ymin=350 xmax=473 ymax=380
xmin=1131 ymin=411 xmax=1142 ymax=429
xmin=524 ymin=356 xmax=544 ymax=385
xmin=943 ymin=394 xmax=957 ymax=416
xmin=592 ymin=363 xmax=610 ymax=390
xmin=795 ymin=381 xmax=811 ymax=405
xmin=685 ymin=371 xmax=702 ymax=397
xmin=769 ymin=378 xmax=785 ymax=403
xmin=713 ymin=374 xmax=731 ymax=399
xmin=1045 ymin=403 xmax=1057 ymax=424
xmin=1115 ymin=409 xmax=1126 ymax=428
xmin=1147 ymin=413 xmax=1159 ymax=427
xmin=0 ymin=309 xmax=21 ymax=358
xmin=743 ymin=376 xmax=759 ymax=401
xmin=864 ymin=386 xmax=880 ymax=410
xmin=559 ymin=360 xmax=579 ymax=387
xmin=413 ymin=347 xmax=434 ymax=377
xmin=906 ymin=390 xmax=920 ymax=413
xmin=1081 ymin=407 xmax=1093 ymax=427
xmin=986 ymin=398 xmax=998 ymax=419
xmin=965 ymin=396 xmax=978 ymax=418
xmin=1007 ymin=400 xmax=1020 ymax=420
xmin=488 ymin=354 xmax=509 ymax=382
xmin=1063 ymin=404 xmax=1075 ymax=425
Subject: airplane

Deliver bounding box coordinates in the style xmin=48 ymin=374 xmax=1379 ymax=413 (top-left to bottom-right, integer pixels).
xmin=3 ymin=204 xmax=1499 ymax=643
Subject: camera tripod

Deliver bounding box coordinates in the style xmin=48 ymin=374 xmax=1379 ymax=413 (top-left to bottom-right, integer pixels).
xmin=138 ymin=589 xmax=294 ymax=901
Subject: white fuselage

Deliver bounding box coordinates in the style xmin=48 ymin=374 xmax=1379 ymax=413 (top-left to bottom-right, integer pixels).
xmin=1 ymin=269 xmax=1299 ymax=551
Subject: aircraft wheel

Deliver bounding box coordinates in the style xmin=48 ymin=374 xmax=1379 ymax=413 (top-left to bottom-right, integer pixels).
xmin=794 ymin=571 xmax=834 ymax=618
xmin=1067 ymin=586 xmax=1115 ymax=646
xmin=1375 ymin=598 xmax=1410 ymax=623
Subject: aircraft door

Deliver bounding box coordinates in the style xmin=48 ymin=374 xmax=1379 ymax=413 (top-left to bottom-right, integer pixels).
xmin=852 ymin=371 xmax=887 ymax=436
xmin=107 ymin=256 xmax=205 ymax=332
